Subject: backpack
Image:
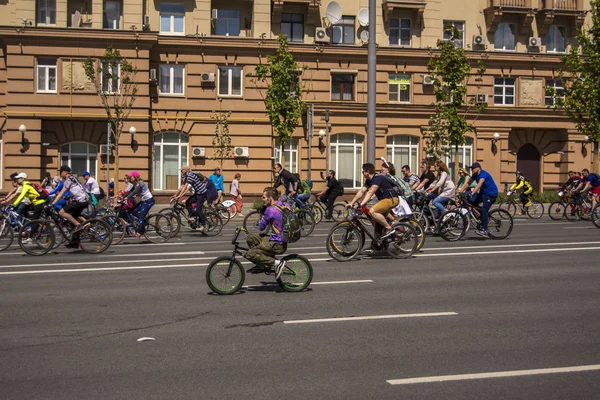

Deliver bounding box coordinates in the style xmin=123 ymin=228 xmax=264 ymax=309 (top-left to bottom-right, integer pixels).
xmin=31 ymin=183 xmax=49 ymax=200
xmin=338 ymin=183 xmax=344 ymax=196
xmin=391 ymin=174 xmax=413 ymax=198
xmin=382 ymin=174 xmax=405 ymax=197
xmin=97 ymin=186 xmax=106 ymax=200
xmin=194 ymin=172 xmax=206 ymax=181
xmin=300 ymin=180 xmax=311 ymax=194
xmin=274 ymin=204 xmax=302 ymax=243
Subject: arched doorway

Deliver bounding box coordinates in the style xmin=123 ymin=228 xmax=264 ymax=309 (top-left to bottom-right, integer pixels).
xmin=517 ymin=143 xmax=541 ymax=191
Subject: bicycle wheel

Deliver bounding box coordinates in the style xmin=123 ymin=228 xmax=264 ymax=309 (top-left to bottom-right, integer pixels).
xmin=18 ymin=219 xmax=55 ymax=256
xmin=413 ymin=210 xmax=430 ymax=234
xmin=0 ymin=218 xmax=14 ymax=251
xmin=160 ymin=210 xmax=181 ymax=237
xmin=564 ymin=203 xmax=580 ymax=221
xmin=215 ymin=204 xmax=231 ymax=224
xmin=309 ymin=204 xmax=323 ymax=224
xmin=548 ymin=201 xmax=566 ymax=220
xmin=77 ymin=218 xmax=113 ymax=254
xmin=407 ymin=218 xmax=426 ymax=251
xmin=143 ymin=213 xmax=173 ymax=243
xmin=243 ymin=211 xmax=266 ymax=235
xmin=497 ymin=202 xmax=516 ymax=218
xmin=580 ymin=200 xmax=593 ymax=221
xmin=592 ymin=204 xmax=600 ymax=228
xmin=203 ymin=210 xmax=223 ymax=236
xmin=326 ymin=221 xmax=363 ymax=262
xmin=526 ymin=201 xmax=544 ymax=219
xmin=276 ymin=254 xmax=313 ymax=292
xmin=487 ymin=209 xmax=513 ymax=240
xmin=206 ymin=256 xmax=245 ymax=295
xmin=298 ymin=210 xmax=316 ymax=237
xmin=102 ymin=215 xmax=126 ymax=245
xmin=332 ymin=203 xmax=349 ymax=222
xmin=438 ymin=209 xmax=468 ymax=242
xmin=385 ymin=222 xmax=418 ymax=259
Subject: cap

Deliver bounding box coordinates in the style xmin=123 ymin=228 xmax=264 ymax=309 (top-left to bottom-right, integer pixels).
xmin=515 ymin=170 xmax=521 ymax=175
xmin=15 ymin=172 xmax=27 ymax=179
xmin=82 ymin=171 xmax=90 ymax=177
xmin=129 ymin=171 xmax=140 ymax=178
xmin=59 ymin=165 xmax=72 ymax=173
xmin=469 ymin=162 xmax=481 ymax=170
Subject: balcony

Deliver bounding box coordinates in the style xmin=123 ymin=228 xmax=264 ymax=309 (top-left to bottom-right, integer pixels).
xmin=382 ymin=0 xmax=427 ymax=25
xmin=538 ymin=0 xmax=587 ymax=35
xmin=67 ymin=0 xmax=93 ymax=28
xmin=484 ymin=0 xmax=535 ymax=34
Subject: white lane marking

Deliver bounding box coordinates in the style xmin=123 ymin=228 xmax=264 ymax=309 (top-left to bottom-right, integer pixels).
xmin=102 ymin=246 xmax=327 ymax=257
xmin=283 ymin=312 xmax=458 ymax=324
xmin=415 ymin=246 xmax=600 ymax=258
xmin=242 ymin=279 xmax=373 ymax=289
xmin=424 ymin=241 xmax=600 ymax=251
xmin=0 ymin=256 xmax=214 ymax=270
xmin=386 ymin=364 xmax=600 ymax=385
xmin=563 ymin=226 xmax=594 ymax=229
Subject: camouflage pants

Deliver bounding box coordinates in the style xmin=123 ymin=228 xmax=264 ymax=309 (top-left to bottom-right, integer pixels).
xmin=246 ymin=234 xmax=287 ymax=267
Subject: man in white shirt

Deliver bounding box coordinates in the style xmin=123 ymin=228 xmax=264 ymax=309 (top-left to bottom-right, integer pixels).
xmin=83 ymin=171 xmax=101 ymax=196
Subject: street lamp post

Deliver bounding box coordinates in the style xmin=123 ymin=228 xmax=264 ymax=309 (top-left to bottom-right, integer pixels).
xmin=19 ymin=124 xmax=27 ymax=153
xmin=324 ymin=110 xmax=330 ymax=174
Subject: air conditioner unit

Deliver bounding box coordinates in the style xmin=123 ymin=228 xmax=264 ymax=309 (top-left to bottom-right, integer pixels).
xmin=211 ymin=9 xmax=218 ymax=20
xmin=149 ymin=68 xmax=157 ymax=83
xmin=100 ymin=144 xmax=111 ymax=156
xmin=201 ymin=72 xmax=215 ymax=83
xmin=143 ymin=15 xmax=150 ymax=27
xmin=472 ymin=34 xmax=487 ymax=46
xmin=423 ymin=75 xmax=434 ymax=85
xmin=528 ymin=37 xmax=541 ymax=48
xmin=234 ymin=146 xmax=249 ymax=158
xmin=192 ymin=147 xmax=205 ymax=158
xmin=315 ymin=27 xmax=331 ymax=44
xmin=475 ymin=93 xmax=488 ymax=104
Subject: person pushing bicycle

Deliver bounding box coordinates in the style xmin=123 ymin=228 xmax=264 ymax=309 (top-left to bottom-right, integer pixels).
xmin=509 ymin=170 xmax=533 ymax=212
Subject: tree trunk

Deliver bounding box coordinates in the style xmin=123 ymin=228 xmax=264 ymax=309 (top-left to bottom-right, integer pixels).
xmin=454 ymin=149 xmax=460 ymax=183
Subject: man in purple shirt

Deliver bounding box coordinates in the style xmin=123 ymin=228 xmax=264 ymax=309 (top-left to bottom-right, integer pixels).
xmin=246 ymin=187 xmax=288 ymax=273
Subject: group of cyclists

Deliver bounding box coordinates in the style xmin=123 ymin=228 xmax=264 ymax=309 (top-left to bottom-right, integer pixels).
xmin=559 ymin=169 xmax=600 ymax=209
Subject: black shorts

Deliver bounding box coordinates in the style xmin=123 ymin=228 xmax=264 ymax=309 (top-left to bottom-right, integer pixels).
xmin=63 ymin=201 xmax=88 ymax=218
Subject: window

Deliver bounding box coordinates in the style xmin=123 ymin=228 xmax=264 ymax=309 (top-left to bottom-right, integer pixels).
xmin=389 ymin=74 xmax=411 ymax=103
xmin=103 ymin=0 xmax=121 ymax=29
xmin=160 ymin=4 xmax=185 ymax=35
xmin=330 ymin=134 xmax=363 ymax=188
xmin=218 ymin=66 xmax=243 ymax=97
xmin=101 ymin=61 xmax=120 ymax=94
xmin=445 ymin=137 xmax=473 ymax=179
xmin=281 ymin=13 xmax=304 ymax=42
xmin=37 ymin=58 xmax=57 ymax=93
xmin=390 ymin=18 xmax=411 ymax=46
xmin=443 ymin=20 xmax=464 ymax=48
xmin=215 ymin=10 xmax=240 ymax=37
xmin=494 ymin=77 xmax=515 ymax=106
xmin=546 ymin=26 xmax=567 ymax=53
xmin=332 ymin=16 xmax=355 ymax=45
xmin=61 ymin=143 xmax=98 ymax=178
xmin=159 ymin=64 xmax=185 ymax=95
xmin=153 ymin=132 xmax=189 ymax=191
xmin=494 ymin=23 xmax=515 ymax=51
xmin=273 ymin=139 xmax=299 ymax=173
xmin=386 ymin=135 xmax=419 ymax=173
xmin=545 ymin=79 xmax=565 ymax=107
xmin=331 ymin=74 xmax=355 ymax=101
xmin=37 ymin=0 xmax=56 ymax=25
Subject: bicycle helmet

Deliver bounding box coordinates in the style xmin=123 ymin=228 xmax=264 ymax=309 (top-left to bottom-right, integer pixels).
xmin=129 ymin=171 xmax=140 ymax=178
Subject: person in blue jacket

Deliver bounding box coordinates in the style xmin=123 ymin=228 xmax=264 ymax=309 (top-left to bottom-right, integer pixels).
xmin=208 ymin=167 xmax=225 ymax=204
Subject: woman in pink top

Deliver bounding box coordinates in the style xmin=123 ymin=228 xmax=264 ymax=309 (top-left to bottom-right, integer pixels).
xmin=230 ymin=173 xmax=243 ymax=217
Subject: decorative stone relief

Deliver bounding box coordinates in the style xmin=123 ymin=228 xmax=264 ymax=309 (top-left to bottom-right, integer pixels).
xmin=61 ymin=60 xmax=95 ymax=92
xmin=519 ymin=78 xmax=543 ymax=107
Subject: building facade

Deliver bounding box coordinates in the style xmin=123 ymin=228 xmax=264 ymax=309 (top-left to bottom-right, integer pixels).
xmin=0 ymin=0 xmax=593 ymax=198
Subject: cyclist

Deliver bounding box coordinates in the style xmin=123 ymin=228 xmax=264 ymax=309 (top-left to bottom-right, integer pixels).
xmin=124 ymin=171 xmax=155 ymax=236
xmin=348 ymin=162 xmax=399 ymax=241
xmin=48 ymin=175 xmax=71 ymax=210
xmin=273 ymin=163 xmax=299 ymax=196
xmin=509 ymin=171 xmax=533 ymax=212
xmin=458 ymin=162 xmax=498 ymax=238
xmin=425 ymin=161 xmax=456 ymax=220
xmin=579 ymin=168 xmax=600 ymax=209
xmin=400 ymin=165 xmax=420 ymax=206
xmin=316 ymin=170 xmax=343 ymax=220
xmin=171 ymin=166 xmax=207 ymax=232
xmin=456 ymin=168 xmax=476 ymax=196
xmin=293 ymin=173 xmax=311 ymax=209
xmin=381 ymin=161 xmax=413 ymax=219
xmin=83 ymin=171 xmax=103 ymax=200
xmin=51 ymin=166 xmax=91 ymax=244
xmin=209 ymin=168 xmax=225 ymax=204
xmin=245 ymin=187 xmax=288 ymax=274
xmin=10 ymin=172 xmax=46 ymax=220
xmin=204 ymin=176 xmax=219 ymax=206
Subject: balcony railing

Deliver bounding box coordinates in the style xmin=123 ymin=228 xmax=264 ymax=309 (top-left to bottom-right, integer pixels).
xmin=488 ymin=0 xmax=532 ymax=7
xmin=540 ymin=0 xmax=584 ymax=10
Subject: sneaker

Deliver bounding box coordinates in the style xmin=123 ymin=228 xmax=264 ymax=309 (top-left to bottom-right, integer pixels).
xmin=475 ymin=230 xmax=489 ymax=238
xmin=360 ymin=248 xmax=376 ymax=255
xmin=274 ymin=260 xmax=287 ymax=280
xmin=64 ymin=242 xmax=79 ymax=249
xmin=525 ymin=201 xmax=532 ymax=207
xmin=380 ymin=228 xmax=395 ymax=240
xmin=197 ymin=226 xmax=206 ymax=233
xmin=237 ymin=213 xmax=245 ymax=217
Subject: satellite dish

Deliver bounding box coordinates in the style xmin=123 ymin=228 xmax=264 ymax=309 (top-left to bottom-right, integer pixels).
xmin=326 ymin=1 xmax=342 ymax=25
xmin=358 ymin=9 xmax=369 ymax=27
xmin=359 ymin=30 xmax=369 ymax=43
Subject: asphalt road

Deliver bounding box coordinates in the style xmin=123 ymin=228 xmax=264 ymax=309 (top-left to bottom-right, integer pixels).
xmin=1 ymin=214 xmax=599 ymax=399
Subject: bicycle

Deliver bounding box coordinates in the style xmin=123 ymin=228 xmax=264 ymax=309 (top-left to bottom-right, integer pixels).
xmin=548 ymin=190 xmax=574 ymax=220
xmin=0 ymin=205 xmax=30 ymax=251
xmin=306 ymin=195 xmax=349 ymax=223
xmin=18 ymin=205 xmax=113 ymax=256
xmin=438 ymin=194 xmax=513 ymax=241
xmin=563 ymin=192 xmax=592 ymax=221
xmin=207 ymin=199 xmax=237 ymax=224
xmin=159 ymin=200 xmax=224 ymax=237
xmin=591 ymin=202 xmax=600 ymax=228
xmin=497 ymin=192 xmax=544 ymax=219
xmin=326 ymin=203 xmax=419 ymax=261
xmin=205 ymin=227 xmax=313 ymax=295
xmin=101 ymin=200 xmax=173 ymax=245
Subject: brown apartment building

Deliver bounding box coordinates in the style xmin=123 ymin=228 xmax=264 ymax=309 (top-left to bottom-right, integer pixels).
xmin=0 ymin=0 xmax=593 ymax=198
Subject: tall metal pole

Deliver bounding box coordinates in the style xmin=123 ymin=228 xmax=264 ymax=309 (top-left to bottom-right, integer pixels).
xmin=367 ymin=0 xmax=377 ymax=164
xmin=106 ymin=121 xmax=111 ymax=195
xmin=325 ymin=110 xmax=330 ymax=173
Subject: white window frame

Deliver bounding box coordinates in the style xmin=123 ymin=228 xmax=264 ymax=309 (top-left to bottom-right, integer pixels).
xmin=386 ymin=135 xmax=419 ymax=173
xmin=494 ymin=23 xmax=516 ymax=51
xmin=103 ymin=0 xmax=122 ymax=29
xmin=37 ymin=0 xmax=56 ymax=25
xmin=153 ymin=132 xmax=189 ymax=191
xmin=443 ymin=20 xmax=464 ymax=48
xmin=101 ymin=61 xmax=120 ymax=94
xmin=331 ymin=16 xmax=355 ymax=45
xmin=218 ymin=66 xmax=243 ymax=97
xmin=36 ymin=58 xmax=57 ymax=93
xmin=389 ymin=18 xmax=411 ymax=47
xmin=388 ymin=74 xmax=411 ymax=103
xmin=445 ymin=137 xmax=474 ymax=179
xmin=545 ymin=78 xmax=565 ymax=107
xmin=159 ymin=64 xmax=185 ymax=96
xmin=214 ymin=9 xmax=241 ymax=37
xmin=273 ymin=139 xmax=299 ymax=174
xmin=546 ymin=25 xmax=567 ymax=53
xmin=159 ymin=4 xmax=185 ymax=36
xmin=494 ymin=77 xmax=515 ymax=106
xmin=60 ymin=142 xmax=98 ymax=177
xmin=330 ymin=133 xmax=364 ymax=189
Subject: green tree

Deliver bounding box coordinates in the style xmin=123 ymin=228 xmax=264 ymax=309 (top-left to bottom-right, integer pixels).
xmin=422 ymin=25 xmax=487 ymax=179
xmin=84 ymin=47 xmax=138 ymax=181
xmin=254 ymin=34 xmax=306 ymax=165
xmin=212 ymin=104 xmax=234 ymax=168
xmin=548 ymin=0 xmax=600 ymax=172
